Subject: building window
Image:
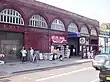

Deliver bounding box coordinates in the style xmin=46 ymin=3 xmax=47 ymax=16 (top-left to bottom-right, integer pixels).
xmin=51 ymin=19 xmax=65 ymax=31
xmin=80 ymin=26 xmax=89 ymax=35
xmin=91 ymin=28 xmax=97 ymax=36
xmin=0 ymin=9 xmax=24 ymax=25
xmin=29 ymin=15 xmax=48 ymax=28
xmin=68 ymin=23 xmax=78 ymax=33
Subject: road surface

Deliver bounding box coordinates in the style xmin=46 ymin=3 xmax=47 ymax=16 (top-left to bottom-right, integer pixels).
xmin=0 ymin=62 xmax=99 ymax=82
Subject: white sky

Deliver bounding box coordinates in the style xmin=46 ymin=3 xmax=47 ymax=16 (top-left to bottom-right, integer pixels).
xmin=36 ymin=0 xmax=110 ymax=24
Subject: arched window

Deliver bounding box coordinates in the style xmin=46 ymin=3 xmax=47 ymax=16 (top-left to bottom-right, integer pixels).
xmin=68 ymin=23 xmax=78 ymax=33
xmin=29 ymin=15 xmax=48 ymax=28
xmin=80 ymin=26 xmax=89 ymax=35
xmin=51 ymin=19 xmax=65 ymax=31
xmin=0 ymin=9 xmax=24 ymax=25
xmin=91 ymin=28 xmax=97 ymax=36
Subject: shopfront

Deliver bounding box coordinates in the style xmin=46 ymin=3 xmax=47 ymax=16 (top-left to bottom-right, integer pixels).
xmin=50 ymin=35 xmax=67 ymax=57
xmin=50 ymin=19 xmax=68 ymax=57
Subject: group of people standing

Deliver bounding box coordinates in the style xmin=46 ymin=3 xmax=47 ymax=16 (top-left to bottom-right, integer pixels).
xmin=52 ymin=47 xmax=63 ymax=61
xmin=87 ymin=50 xmax=94 ymax=59
xmin=82 ymin=50 xmax=94 ymax=59
xmin=51 ymin=45 xmax=70 ymax=61
xmin=20 ymin=47 xmax=36 ymax=63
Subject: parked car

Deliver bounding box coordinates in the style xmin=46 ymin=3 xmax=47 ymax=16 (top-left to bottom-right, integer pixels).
xmin=92 ymin=55 xmax=109 ymax=70
xmin=99 ymin=60 xmax=110 ymax=82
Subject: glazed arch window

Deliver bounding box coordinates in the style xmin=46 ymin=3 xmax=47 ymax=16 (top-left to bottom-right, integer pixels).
xmin=29 ymin=15 xmax=48 ymax=28
xmin=0 ymin=9 xmax=24 ymax=25
xmin=80 ymin=26 xmax=89 ymax=35
xmin=51 ymin=19 xmax=65 ymax=31
xmin=91 ymin=28 xmax=97 ymax=36
xmin=68 ymin=23 xmax=78 ymax=33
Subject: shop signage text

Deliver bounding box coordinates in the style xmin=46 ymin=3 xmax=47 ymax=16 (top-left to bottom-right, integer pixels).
xmin=51 ymin=36 xmax=67 ymax=44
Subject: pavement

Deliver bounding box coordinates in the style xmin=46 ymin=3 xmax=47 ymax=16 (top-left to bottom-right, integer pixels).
xmin=0 ymin=57 xmax=93 ymax=79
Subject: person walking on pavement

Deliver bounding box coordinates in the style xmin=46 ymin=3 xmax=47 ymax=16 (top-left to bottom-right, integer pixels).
xmin=29 ymin=47 xmax=34 ymax=62
xmin=52 ymin=48 xmax=57 ymax=60
xmin=59 ymin=46 xmax=64 ymax=61
xmin=59 ymin=48 xmax=63 ymax=61
xmin=90 ymin=50 xmax=94 ymax=59
xmin=83 ymin=48 xmax=86 ymax=59
xmin=20 ymin=47 xmax=27 ymax=63
xmin=87 ymin=50 xmax=91 ymax=59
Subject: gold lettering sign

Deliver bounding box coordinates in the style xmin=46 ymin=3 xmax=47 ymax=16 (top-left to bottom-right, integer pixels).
xmin=101 ymin=23 xmax=110 ymax=32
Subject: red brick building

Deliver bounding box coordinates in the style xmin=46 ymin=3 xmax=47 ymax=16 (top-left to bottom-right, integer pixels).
xmin=0 ymin=0 xmax=99 ymax=61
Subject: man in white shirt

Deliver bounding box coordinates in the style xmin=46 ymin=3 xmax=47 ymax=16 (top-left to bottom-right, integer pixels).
xmin=21 ymin=47 xmax=27 ymax=63
xmin=87 ymin=51 xmax=91 ymax=59
xmin=29 ymin=47 xmax=34 ymax=62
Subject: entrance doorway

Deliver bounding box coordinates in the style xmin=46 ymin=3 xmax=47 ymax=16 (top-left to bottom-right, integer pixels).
xmin=67 ymin=37 xmax=80 ymax=57
xmin=70 ymin=45 xmax=74 ymax=57
xmin=0 ymin=31 xmax=23 ymax=62
xmin=1 ymin=40 xmax=20 ymax=62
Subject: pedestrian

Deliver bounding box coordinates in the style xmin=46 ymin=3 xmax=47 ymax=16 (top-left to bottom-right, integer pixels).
xmin=66 ymin=45 xmax=70 ymax=58
xmin=83 ymin=49 xmax=86 ymax=59
xmin=20 ymin=47 xmax=27 ymax=63
xmin=39 ymin=52 xmax=43 ymax=60
xmin=54 ymin=48 xmax=59 ymax=59
xmin=59 ymin=48 xmax=63 ymax=61
xmin=52 ymin=48 xmax=57 ymax=60
xmin=29 ymin=47 xmax=34 ymax=62
xmin=90 ymin=50 xmax=94 ymax=59
xmin=73 ymin=48 xmax=76 ymax=56
xmin=59 ymin=46 xmax=64 ymax=61
xmin=87 ymin=50 xmax=91 ymax=59
xmin=33 ymin=50 xmax=37 ymax=62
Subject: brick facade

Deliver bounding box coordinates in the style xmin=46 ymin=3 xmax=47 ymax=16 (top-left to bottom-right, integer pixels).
xmin=0 ymin=0 xmax=99 ymax=54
